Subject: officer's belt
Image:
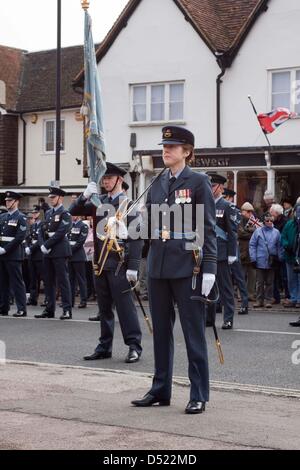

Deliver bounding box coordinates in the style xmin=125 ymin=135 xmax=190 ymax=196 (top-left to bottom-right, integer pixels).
xmin=69 ymin=241 xmax=76 ymax=246
xmin=0 ymin=236 xmax=15 ymax=242
xmin=154 ymin=229 xmax=195 ymax=240
xmin=215 ymin=225 xmax=228 ymax=241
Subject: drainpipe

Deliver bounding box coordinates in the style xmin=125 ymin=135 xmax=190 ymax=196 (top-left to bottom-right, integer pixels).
xmin=216 ymin=63 xmax=226 ymax=148
xmin=19 ymin=113 xmax=26 ymax=186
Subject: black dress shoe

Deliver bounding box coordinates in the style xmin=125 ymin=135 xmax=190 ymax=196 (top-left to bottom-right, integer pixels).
xmin=0 ymin=311 xmax=9 ymax=316
xmin=222 ymin=321 xmax=233 ymax=330
xmin=34 ymin=310 xmax=55 ymax=319
xmin=13 ymin=311 xmax=27 ymax=317
xmin=88 ymin=315 xmax=101 ymax=321
xmin=60 ymin=311 xmax=72 ymax=320
xmin=185 ymin=400 xmax=206 ymax=414
xmin=83 ymin=351 xmax=112 ymax=360
xmin=289 ymin=318 xmax=300 ymax=327
xmin=131 ymin=393 xmax=170 ymax=407
xmin=78 ymin=302 xmax=87 ymax=309
xmin=238 ymin=307 xmax=248 ymax=315
xmin=125 ymin=349 xmax=140 ymax=363
xmin=26 ymin=299 xmax=37 ymax=306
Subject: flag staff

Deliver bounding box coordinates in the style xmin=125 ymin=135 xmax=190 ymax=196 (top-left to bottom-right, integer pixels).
xmin=55 ymin=0 xmax=62 ymax=184
xmin=248 ymin=95 xmax=272 ymax=148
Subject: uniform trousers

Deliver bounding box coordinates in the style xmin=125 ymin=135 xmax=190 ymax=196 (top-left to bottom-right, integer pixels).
xmin=231 ymin=260 xmax=248 ymax=307
xmin=43 ymin=257 xmax=72 ymax=313
xmin=0 ymin=260 xmax=27 ymax=312
xmin=148 ymin=276 xmax=209 ymax=403
xmin=29 ymin=260 xmax=44 ymax=302
xmin=69 ymin=261 xmax=87 ymax=305
xmin=94 ymin=268 xmax=142 ymax=355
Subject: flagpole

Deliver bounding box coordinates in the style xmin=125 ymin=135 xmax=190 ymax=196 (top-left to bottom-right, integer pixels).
xmin=248 ymin=95 xmax=272 ymax=148
xmin=55 ymin=0 xmax=62 ymax=185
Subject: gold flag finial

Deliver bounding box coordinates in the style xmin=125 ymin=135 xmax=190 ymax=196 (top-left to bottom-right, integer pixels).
xmin=81 ymin=0 xmax=90 ymax=10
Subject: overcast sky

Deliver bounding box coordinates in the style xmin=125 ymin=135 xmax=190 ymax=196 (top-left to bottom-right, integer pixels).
xmin=0 ymin=0 xmax=128 ymax=51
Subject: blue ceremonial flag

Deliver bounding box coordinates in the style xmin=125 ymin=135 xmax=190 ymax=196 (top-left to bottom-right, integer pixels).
xmin=82 ymin=10 xmax=106 ymax=207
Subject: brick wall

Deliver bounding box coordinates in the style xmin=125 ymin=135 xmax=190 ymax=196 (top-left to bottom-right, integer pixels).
xmin=0 ymin=114 xmax=18 ymax=186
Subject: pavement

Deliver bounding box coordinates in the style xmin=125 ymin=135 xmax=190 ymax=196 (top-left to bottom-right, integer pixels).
xmin=0 ymin=300 xmax=300 ymax=450
xmin=0 ymin=361 xmax=299 ymax=450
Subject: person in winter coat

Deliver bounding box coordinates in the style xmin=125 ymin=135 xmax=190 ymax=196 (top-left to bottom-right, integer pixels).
xmin=249 ymin=212 xmax=283 ymax=308
xmin=281 ymin=206 xmax=300 ymax=308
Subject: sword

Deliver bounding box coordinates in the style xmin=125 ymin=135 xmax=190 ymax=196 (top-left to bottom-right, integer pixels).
xmin=123 ymin=281 xmax=153 ymax=335
xmin=191 ymin=282 xmax=224 ymax=364
xmin=212 ymin=324 xmax=224 ymax=365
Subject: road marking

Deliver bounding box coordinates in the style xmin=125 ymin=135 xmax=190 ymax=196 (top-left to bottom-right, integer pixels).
xmin=0 ymin=316 xmax=96 ymax=324
xmin=232 ymin=328 xmax=300 ymax=336
xmin=1 ymin=317 xmax=300 ymax=334
xmin=4 ymin=359 xmax=300 ymax=399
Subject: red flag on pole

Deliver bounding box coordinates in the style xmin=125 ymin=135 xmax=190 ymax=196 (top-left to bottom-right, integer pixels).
xmin=257 ymin=108 xmax=297 ymax=134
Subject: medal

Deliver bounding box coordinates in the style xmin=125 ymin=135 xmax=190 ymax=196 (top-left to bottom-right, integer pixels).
xmin=186 ymin=189 xmax=192 ymax=203
xmin=175 ymin=190 xmax=181 ymax=205
xmin=180 ymin=190 xmax=186 ymax=204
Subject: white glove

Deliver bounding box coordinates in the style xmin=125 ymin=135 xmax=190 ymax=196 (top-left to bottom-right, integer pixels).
xmin=201 ymin=273 xmax=216 ymax=297
xmin=41 ymin=245 xmax=51 ymax=255
xmin=126 ymin=270 xmax=138 ymax=283
xmin=0 ymin=247 xmax=6 ymax=255
xmin=25 ymin=247 xmax=31 ymax=256
xmin=83 ymin=182 xmax=98 ymax=200
xmin=107 ymin=216 xmax=128 ymax=239
xmin=228 ymin=256 xmax=237 ymax=265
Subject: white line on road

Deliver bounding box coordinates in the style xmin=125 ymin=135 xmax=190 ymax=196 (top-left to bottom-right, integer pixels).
xmin=1 ymin=317 xmax=300 ymax=334
xmin=232 ymin=328 xmax=300 ymax=336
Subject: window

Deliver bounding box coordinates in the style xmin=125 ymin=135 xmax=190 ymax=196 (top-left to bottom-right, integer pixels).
xmin=169 ymin=83 xmax=184 ymax=121
xmin=131 ymin=82 xmax=184 ymax=123
xmin=151 ymin=85 xmax=165 ymax=121
xmin=44 ymin=119 xmax=65 ymax=153
xmin=237 ymin=171 xmax=267 ymax=215
xmin=133 ymin=86 xmax=146 ymax=122
xmin=271 ymin=69 xmax=300 ymax=114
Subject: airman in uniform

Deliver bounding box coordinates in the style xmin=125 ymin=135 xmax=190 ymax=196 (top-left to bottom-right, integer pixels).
xmin=69 ymin=163 xmax=143 ymax=363
xmin=0 ymin=191 xmax=27 ymax=317
xmin=132 ymin=126 xmax=217 ymax=414
xmin=223 ymin=188 xmax=249 ymax=315
xmin=25 ymin=205 xmax=44 ymax=306
xmin=68 ymin=216 xmax=89 ymax=308
xmin=207 ymin=174 xmax=237 ymax=329
xmin=35 ymin=187 xmax=73 ymax=319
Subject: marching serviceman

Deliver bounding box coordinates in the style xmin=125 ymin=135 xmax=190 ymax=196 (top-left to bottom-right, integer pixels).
xmin=68 ymin=216 xmax=89 ymax=308
xmin=35 ymin=187 xmax=73 ymax=320
xmin=0 ymin=191 xmax=27 ymax=317
xmin=207 ymin=174 xmax=237 ymax=329
xmin=25 ymin=205 xmax=44 ymax=306
xmin=69 ymin=163 xmax=143 ymax=363
xmin=132 ymin=126 xmax=217 ymax=414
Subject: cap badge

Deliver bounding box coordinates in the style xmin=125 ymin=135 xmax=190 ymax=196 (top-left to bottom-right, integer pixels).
xmin=164 ymin=130 xmax=172 ymax=138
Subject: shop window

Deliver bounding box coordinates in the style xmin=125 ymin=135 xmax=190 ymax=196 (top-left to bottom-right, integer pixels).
xmin=237 ymin=171 xmax=267 ymax=215
xmin=275 ymin=171 xmax=300 ymax=205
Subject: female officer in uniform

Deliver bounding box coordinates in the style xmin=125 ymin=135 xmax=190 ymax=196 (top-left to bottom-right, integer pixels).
xmin=132 ymin=126 xmax=217 ymax=414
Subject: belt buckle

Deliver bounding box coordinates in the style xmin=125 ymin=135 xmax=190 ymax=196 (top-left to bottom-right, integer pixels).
xmin=161 ymin=229 xmax=170 ymax=242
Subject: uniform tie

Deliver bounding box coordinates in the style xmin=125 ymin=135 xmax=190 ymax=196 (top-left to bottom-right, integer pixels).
xmin=169 ymin=176 xmax=177 ymax=188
